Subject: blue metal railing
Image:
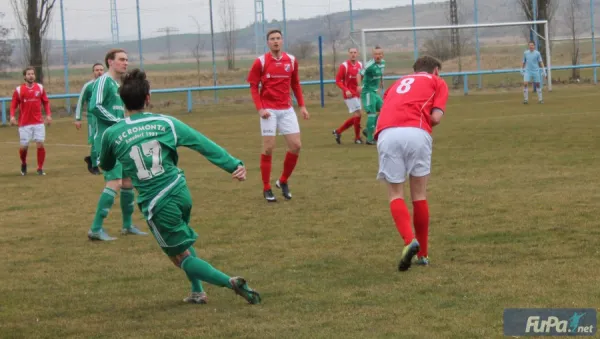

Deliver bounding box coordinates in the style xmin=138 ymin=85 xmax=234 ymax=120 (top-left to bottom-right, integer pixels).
xmin=2 ymin=64 xmax=598 ymax=126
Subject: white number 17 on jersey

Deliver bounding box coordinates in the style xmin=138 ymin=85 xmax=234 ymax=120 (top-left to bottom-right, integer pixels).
xmin=129 ymin=140 xmax=165 ymax=180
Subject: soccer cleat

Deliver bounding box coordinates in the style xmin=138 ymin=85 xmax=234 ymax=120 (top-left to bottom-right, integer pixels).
xmin=413 ymin=256 xmax=430 ymax=266
xmin=366 ymin=140 xmax=376 ymax=145
xmin=183 ymin=292 xmax=208 ymax=304
xmin=263 ymin=189 xmax=277 ymax=202
xmin=332 ymin=130 xmax=341 ymax=144
xmin=362 ymin=128 xmax=368 ymax=138
xmin=37 ymin=169 xmax=46 ymax=176
xmin=398 ymin=239 xmax=420 ymax=272
xmin=20 ymin=164 xmax=27 ymax=176
xmin=354 ymin=139 xmax=363 ymax=144
xmin=121 ymin=225 xmax=148 ymax=235
xmin=538 ymin=100 xmax=544 ymax=104
xmin=88 ymin=229 xmax=117 ymax=241
xmin=275 ymin=180 xmax=292 ymax=200
xmin=229 ymin=276 xmax=261 ymax=305
xmin=523 ymin=100 xmax=528 ymax=104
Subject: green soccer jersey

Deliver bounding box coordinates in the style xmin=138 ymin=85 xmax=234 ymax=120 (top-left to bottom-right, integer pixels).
xmin=75 ymin=79 xmax=95 ymax=121
xmin=89 ymin=73 xmax=125 ymax=138
xmin=99 ymin=112 xmax=244 ymax=219
xmin=360 ymin=59 xmax=386 ymax=92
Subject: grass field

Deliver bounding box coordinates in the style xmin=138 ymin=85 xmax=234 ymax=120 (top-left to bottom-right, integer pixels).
xmin=0 ymin=85 xmax=599 ymax=338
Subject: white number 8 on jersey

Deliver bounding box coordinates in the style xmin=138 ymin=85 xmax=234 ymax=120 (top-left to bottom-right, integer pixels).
xmin=396 ymin=77 xmax=415 ymax=94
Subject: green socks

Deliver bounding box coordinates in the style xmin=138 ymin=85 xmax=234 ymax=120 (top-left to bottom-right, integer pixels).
xmin=90 ymin=187 xmax=117 ymax=233
xmin=181 ymin=252 xmax=232 ymax=289
xmin=120 ymin=188 xmax=135 ymax=230
xmin=367 ymin=113 xmax=378 ymax=141
xmin=186 ymin=247 xmax=204 ymax=293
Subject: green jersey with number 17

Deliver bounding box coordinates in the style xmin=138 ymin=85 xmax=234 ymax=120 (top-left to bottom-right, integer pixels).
xmin=99 ymin=112 xmax=244 ymax=219
xmin=360 ymin=59 xmax=385 ymax=92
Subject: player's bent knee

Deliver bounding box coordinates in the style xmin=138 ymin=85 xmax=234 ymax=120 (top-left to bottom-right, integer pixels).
xmin=106 ymin=179 xmax=122 ymax=191
xmin=171 ymin=250 xmax=191 ymax=268
xmin=387 ymin=183 xmax=404 ymax=201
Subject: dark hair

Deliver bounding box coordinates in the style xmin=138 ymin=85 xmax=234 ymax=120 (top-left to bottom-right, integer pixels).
xmin=413 ymin=55 xmax=442 ymax=73
xmin=22 ymin=66 xmax=35 ymax=76
xmin=92 ymin=63 xmax=104 ymax=71
xmin=105 ymin=48 xmax=126 ymax=68
xmin=266 ymin=29 xmax=282 ymax=40
xmin=373 ymin=45 xmax=382 ymax=50
xmin=119 ymin=68 xmax=150 ymax=111
xmin=348 ymin=47 xmax=358 ymax=52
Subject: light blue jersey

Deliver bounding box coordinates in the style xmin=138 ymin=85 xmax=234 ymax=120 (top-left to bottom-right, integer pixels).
xmin=523 ymin=50 xmax=542 ymax=72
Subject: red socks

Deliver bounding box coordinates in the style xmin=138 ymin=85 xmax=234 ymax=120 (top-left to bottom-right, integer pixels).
xmin=389 ymin=198 xmax=414 ymax=245
xmin=336 ymin=117 xmax=355 ymax=135
xmin=413 ymin=200 xmax=429 ymax=257
xmin=279 ymin=152 xmax=299 ymax=184
xmin=260 ymin=154 xmax=272 ymax=190
xmin=19 ymin=148 xmax=28 ymax=165
xmin=353 ymin=116 xmax=361 ymax=140
xmin=337 ymin=116 xmax=362 ymax=141
xmin=37 ymin=147 xmax=46 ymax=170
xmin=261 ymin=152 xmax=300 ymax=190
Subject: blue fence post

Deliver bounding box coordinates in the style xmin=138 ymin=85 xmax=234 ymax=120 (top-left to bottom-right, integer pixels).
xmin=319 ymin=36 xmax=325 ymax=108
xmin=1 ymin=101 xmax=6 ymax=125
xmin=411 ymin=0 xmax=418 ymax=61
xmin=463 ymin=74 xmax=468 ymax=95
xmin=187 ymin=90 xmax=192 ymax=112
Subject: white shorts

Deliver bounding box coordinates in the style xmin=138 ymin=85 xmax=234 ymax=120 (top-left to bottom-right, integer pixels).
xmin=344 ymin=98 xmax=362 ymax=113
xmin=376 ymin=127 xmax=433 ymax=184
xmin=260 ymin=108 xmax=300 ymax=136
xmin=18 ymin=123 xmax=46 ymax=146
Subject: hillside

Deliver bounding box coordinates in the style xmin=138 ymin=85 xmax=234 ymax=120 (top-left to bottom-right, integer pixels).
xmin=10 ymin=0 xmax=600 ymax=66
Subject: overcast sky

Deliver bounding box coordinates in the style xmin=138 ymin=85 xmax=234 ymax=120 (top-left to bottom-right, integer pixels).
xmin=0 ymin=0 xmax=446 ymax=42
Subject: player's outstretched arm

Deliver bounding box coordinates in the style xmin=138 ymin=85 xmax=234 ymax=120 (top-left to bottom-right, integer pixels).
xmin=171 ymin=117 xmax=244 ymax=174
xmin=98 ymin=129 xmax=117 ymax=172
xmin=89 ymin=77 xmax=120 ymax=125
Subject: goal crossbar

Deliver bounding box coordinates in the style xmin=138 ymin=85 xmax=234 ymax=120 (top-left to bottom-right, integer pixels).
xmin=359 ymin=20 xmax=552 ymax=90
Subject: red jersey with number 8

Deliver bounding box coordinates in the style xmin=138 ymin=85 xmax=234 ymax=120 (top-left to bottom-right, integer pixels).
xmin=375 ymin=72 xmax=448 ymax=138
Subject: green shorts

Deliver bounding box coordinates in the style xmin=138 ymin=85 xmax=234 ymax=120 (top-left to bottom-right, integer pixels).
xmin=102 ymin=161 xmax=124 ymax=181
xmin=145 ymin=186 xmax=197 ymax=257
xmin=361 ymin=91 xmax=383 ymax=114
xmin=94 ymin=135 xmax=124 ymax=181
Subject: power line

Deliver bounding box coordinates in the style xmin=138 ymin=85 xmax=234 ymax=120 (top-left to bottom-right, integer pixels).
xmin=156 ymin=26 xmax=179 ymax=62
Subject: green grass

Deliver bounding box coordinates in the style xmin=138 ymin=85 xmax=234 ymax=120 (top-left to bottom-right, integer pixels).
xmin=0 ymin=86 xmax=599 ymax=338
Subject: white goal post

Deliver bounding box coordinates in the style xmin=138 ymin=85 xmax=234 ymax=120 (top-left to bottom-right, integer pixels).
xmin=359 ymin=20 xmax=552 ymax=91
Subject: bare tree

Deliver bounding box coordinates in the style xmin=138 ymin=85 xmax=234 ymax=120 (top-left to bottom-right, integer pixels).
xmin=518 ymin=0 xmax=557 ymax=65
xmin=563 ymin=0 xmax=583 ymax=80
xmin=11 ymin=0 xmax=57 ymax=84
xmin=288 ymin=40 xmax=316 ymax=60
xmin=190 ymin=16 xmax=206 ymax=86
xmin=220 ymin=0 xmax=236 ymax=70
xmin=323 ymin=13 xmax=344 ymax=75
xmin=0 ymin=13 xmax=14 ymax=73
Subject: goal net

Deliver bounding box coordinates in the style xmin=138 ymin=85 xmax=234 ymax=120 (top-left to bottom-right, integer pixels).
xmin=352 ymin=20 xmax=553 ymax=91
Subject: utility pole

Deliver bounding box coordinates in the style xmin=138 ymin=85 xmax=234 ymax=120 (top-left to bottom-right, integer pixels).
xmin=449 ymin=0 xmax=462 ymax=86
xmin=110 ymin=0 xmax=120 ymax=44
xmin=157 ymin=26 xmax=179 ymax=62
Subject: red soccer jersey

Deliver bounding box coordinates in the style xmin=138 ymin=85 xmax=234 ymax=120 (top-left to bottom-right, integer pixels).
xmin=336 ymin=60 xmax=363 ymax=99
xmin=10 ymin=83 xmax=51 ymax=127
xmin=375 ymin=72 xmax=448 ymax=138
xmin=247 ymin=52 xmax=305 ymax=110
